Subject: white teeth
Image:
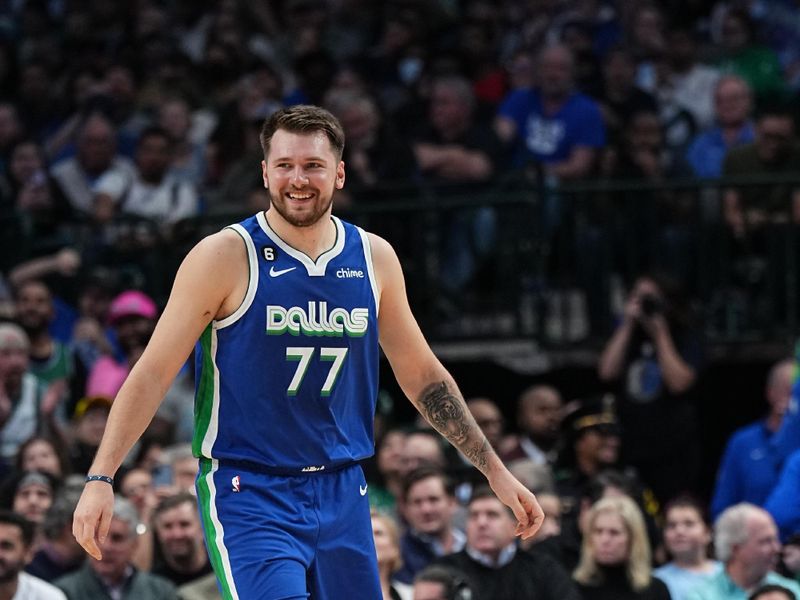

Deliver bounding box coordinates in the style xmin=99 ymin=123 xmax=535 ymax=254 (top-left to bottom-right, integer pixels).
xmin=288 ymin=193 xmax=312 ymax=199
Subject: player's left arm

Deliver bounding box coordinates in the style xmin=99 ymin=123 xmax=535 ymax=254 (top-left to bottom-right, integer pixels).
xmin=369 ymin=233 xmax=544 ymax=539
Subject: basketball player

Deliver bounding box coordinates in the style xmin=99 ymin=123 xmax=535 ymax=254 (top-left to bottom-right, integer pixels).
xmin=73 ymin=105 xmax=543 ymax=599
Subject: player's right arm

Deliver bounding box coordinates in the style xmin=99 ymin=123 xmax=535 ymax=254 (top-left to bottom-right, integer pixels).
xmin=73 ymin=228 xmax=246 ymax=560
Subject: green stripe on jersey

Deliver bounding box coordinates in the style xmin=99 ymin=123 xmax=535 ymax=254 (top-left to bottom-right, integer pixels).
xmin=193 ymin=325 xmax=216 ymax=458
xmin=196 ymin=460 xmax=236 ymax=599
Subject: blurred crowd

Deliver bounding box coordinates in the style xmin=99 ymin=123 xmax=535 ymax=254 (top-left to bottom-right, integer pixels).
xmin=1 ymin=0 xmax=800 ymax=599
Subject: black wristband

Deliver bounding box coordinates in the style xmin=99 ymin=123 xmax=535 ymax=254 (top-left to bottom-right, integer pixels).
xmin=85 ymin=474 xmax=114 ymax=486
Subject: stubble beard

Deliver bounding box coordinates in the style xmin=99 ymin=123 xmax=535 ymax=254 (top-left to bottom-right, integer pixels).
xmin=269 ymin=188 xmax=333 ymax=228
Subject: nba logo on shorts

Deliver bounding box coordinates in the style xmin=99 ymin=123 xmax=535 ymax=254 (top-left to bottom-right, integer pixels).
xmin=231 ymin=475 xmax=241 ymax=492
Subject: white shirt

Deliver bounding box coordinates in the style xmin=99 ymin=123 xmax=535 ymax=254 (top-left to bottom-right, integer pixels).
xmin=14 ymin=572 xmax=67 ymax=600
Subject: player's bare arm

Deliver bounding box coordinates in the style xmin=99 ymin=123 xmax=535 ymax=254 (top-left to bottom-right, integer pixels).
xmin=370 ymin=232 xmax=544 ymax=539
xmin=73 ymin=228 xmax=247 ymax=559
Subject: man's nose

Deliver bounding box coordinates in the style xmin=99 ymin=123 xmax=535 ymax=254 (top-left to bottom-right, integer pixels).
xmin=290 ymin=169 xmax=309 ymax=185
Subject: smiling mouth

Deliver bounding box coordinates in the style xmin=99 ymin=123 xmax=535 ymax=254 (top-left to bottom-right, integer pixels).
xmin=286 ymin=192 xmax=314 ymax=200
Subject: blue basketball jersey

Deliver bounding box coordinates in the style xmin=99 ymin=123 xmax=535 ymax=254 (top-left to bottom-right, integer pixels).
xmin=192 ymin=213 xmax=380 ymax=469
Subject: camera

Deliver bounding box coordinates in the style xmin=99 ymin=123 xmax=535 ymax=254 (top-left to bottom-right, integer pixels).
xmin=639 ymin=294 xmax=663 ymax=317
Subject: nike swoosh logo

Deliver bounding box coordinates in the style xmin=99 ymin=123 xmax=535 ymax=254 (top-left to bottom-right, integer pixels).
xmin=269 ymin=266 xmax=296 ymax=277
xmin=359 ymin=484 xmax=368 ymax=496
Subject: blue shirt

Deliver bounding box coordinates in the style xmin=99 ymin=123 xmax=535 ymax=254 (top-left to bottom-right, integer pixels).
xmin=654 ymin=562 xmax=722 ymax=600
xmin=192 ymin=213 xmax=380 ymax=469
xmin=764 ymin=448 xmax=800 ymax=541
xmin=710 ymin=420 xmax=781 ymax=519
xmin=686 ymin=569 xmax=800 ymax=600
xmin=685 ymin=123 xmax=755 ymax=178
xmin=498 ymin=89 xmax=605 ymax=167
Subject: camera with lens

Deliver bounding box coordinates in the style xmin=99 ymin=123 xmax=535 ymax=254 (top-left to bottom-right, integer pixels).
xmin=639 ymin=294 xmax=664 ymax=317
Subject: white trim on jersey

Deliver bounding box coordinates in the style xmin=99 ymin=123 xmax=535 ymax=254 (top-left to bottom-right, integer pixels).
xmin=357 ymin=227 xmax=380 ymax=314
xmin=200 ymin=329 xmax=222 ymax=460
xmin=203 ymin=459 xmax=240 ymax=600
xmin=215 ymin=224 xmax=260 ymax=330
xmin=256 ymin=212 xmax=346 ymax=276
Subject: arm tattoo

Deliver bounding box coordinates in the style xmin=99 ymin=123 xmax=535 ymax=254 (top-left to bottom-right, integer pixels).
xmin=418 ymin=381 xmax=491 ymax=472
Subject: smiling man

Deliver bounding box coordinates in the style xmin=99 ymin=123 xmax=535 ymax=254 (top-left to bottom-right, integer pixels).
xmin=72 ymin=105 xmax=543 ymax=600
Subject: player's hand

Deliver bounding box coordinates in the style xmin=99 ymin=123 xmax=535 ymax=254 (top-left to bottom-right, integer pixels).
xmin=73 ymin=481 xmax=115 ymax=560
xmin=488 ymin=469 xmax=544 ymax=540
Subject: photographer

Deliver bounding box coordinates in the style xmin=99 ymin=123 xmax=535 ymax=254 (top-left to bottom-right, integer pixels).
xmin=597 ymin=274 xmax=702 ymax=503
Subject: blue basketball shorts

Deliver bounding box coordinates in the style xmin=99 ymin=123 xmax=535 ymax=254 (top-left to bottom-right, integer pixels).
xmin=195 ymin=458 xmax=382 ymax=600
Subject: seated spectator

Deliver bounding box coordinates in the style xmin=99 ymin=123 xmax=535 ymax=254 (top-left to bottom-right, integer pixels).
xmin=412 ymin=565 xmax=475 ymax=600
xmin=156 ymin=96 xmax=207 ymax=188
xmin=686 ymin=76 xmax=755 ymax=179
xmin=152 ymin=492 xmax=213 ymax=587
xmin=592 ymin=45 xmax=659 ymax=147
xmin=496 ymin=44 xmax=606 ymax=180
xmin=722 ymin=104 xmax=800 ymax=240
xmin=0 ymin=510 xmax=66 ymax=599
xmin=402 ymin=431 xmax=448 ymax=475
xmin=573 ymin=495 xmax=670 ymax=600
xmin=368 ymin=428 xmax=408 ymax=515
xmin=500 ymin=384 xmax=564 ymax=466
xmin=780 ymin=534 xmax=800 ymax=584
xmin=750 ymin=585 xmax=797 ymax=600
xmin=555 ymin=396 xmax=622 ymax=515
xmin=55 ymin=495 xmax=178 ymax=599
xmin=16 ymin=434 xmax=71 ymax=479
xmin=654 ymin=496 xmax=722 ymax=600
xmin=50 ymin=112 xmax=135 ymax=217
xmin=687 ymin=504 xmax=800 ymax=600
xmin=371 ymin=509 xmax=412 ymax=600
xmin=26 ymin=488 xmax=85 ymax=582
xmin=436 ymin=486 xmax=581 ymax=600
xmin=92 ymin=126 xmax=200 ymax=230
xmin=466 ymin=398 xmax=505 ymax=453
xmin=717 ymin=9 xmax=786 ymax=104
xmin=396 ymin=467 xmax=465 ymax=585
xmin=711 ymin=358 xmax=794 ymax=518
xmin=764 ymin=448 xmax=800 ymax=542
xmin=2 ymin=470 xmax=58 ymax=529
xmin=0 ymin=323 xmax=52 ymax=463
xmin=85 ymin=289 xmax=157 ymax=402
xmin=529 ymin=491 xmax=563 ymax=547
xmin=67 ymin=396 xmax=112 ymax=476
xmin=156 ymin=443 xmax=198 ymax=495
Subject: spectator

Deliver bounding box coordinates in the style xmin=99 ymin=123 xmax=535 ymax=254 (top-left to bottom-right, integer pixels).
xmin=598 ymin=273 xmax=702 ymax=503
xmin=500 ymin=384 xmax=563 ymax=465
xmin=0 ymin=323 xmax=50 ymax=462
xmin=151 ymin=492 xmax=213 ymax=587
xmin=573 ymin=495 xmax=670 ymax=600
xmin=67 ymin=396 xmax=112 ymax=475
xmin=396 ymin=467 xmax=465 ymax=585
xmin=55 ymin=495 xmax=178 ymax=599
xmin=85 ymin=290 xmax=157 ymax=402
xmin=555 ymin=396 xmax=622 ymax=515
xmin=372 ymin=509 xmax=413 ymax=600
xmin=156 ymin=96 xmax=207 ymax=188
xmin=780 ymin=534 xmax=800 ymax=584
xmin=0 ymin=509 xmax=66 ymax=599
xmin=686 ymin=76 xmax=755 ymax=179
xmin=436 ymin=485 xmax=581 ymax=600
xmin=764 ymin=448 xmax=800 ymax=542
xmin=466 ymin=397 xmax=505 ymax=452
xmin=711 ymin=358 xmax=794 ymax=518
xmin=688 ymin=504 xmax=800 ymax=600
xmin=13 ymin=279 xmax=73 ymax=395
xmin=26 ymin=488 xmax=85 ymax=582
xmin=157 ymin=443 xmax=198 ymax=495
xmin=50 ymin=112 xmax=134 ymax=217
xmin=3 ymin=470 xmax=58 ymax=529
xmin=495 ymin=44 xmax=606 ymax=179
xmin=92 ymin=126 xmax=200 ymax=229
xmin=15 ymin=434 xmax=71 ymax=478
xmin=368 ymin=428 xmax=408 ymax=515
xmin=411 ymin=75 xmax=504 ymax=297
xmin=412 ymin=565 xmax=475 ymax=600
xmin=750 ymin=585 xmax=797 ymax=600
xmin=592 ymin=45 xmax=659 ymax=147
xmin=0 ymin=102 xmax=24 ymax=173
xmin=717 ymin=9 xmax=786 ymax=104
xmin=402 ymin=431 xmax=448 ymax=475
xmin=722 ymin=104 xmax=800 ymax=240
xmin=654 ymin=496 xmax=722 ymax=600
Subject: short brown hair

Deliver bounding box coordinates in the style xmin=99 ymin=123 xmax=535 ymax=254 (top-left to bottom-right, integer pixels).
xmin=260 ymin=105 xmax=345 ymax=160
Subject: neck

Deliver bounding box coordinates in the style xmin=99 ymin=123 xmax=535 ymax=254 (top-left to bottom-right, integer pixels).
xmin=720 ymin=122 xmax=746 ymax=143
xmin=0 ymin=578 xmax=19 ymax=600
xmin=166 ymin=549 xmax=207 ymax=574
xmin=28 ymin=331 xmax=52 ymax=357
xmin=673 ymin=550 xmax=709 ymax=570
xmin=576 ymin=453 xmax=600 ymax=477
xmin=264 ymin=209 xmax=335 ymax=261
xmin=542 ymin=91 xmax=569 ymax=113
xmin=727 ymin=561 xmax=765 ymax=591
xmin=766 ymin=412 xmax=783 ymax=433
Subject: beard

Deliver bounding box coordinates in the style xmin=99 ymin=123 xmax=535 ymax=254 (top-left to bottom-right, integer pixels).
xmin=268 ymin=187 xmax=333 ymax=228
xmin=0 ymin=559 xmax=23 ymax=583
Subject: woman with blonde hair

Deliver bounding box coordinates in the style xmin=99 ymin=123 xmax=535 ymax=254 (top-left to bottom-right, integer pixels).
xmin=371 ymin=510 xmax=412 ymax=600
xmin=574 ymin=495 xmax=671 ymax=599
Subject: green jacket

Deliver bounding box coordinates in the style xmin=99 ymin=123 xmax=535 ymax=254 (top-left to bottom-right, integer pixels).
xmin=55 ymin=564 xmax=179 ymax=600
